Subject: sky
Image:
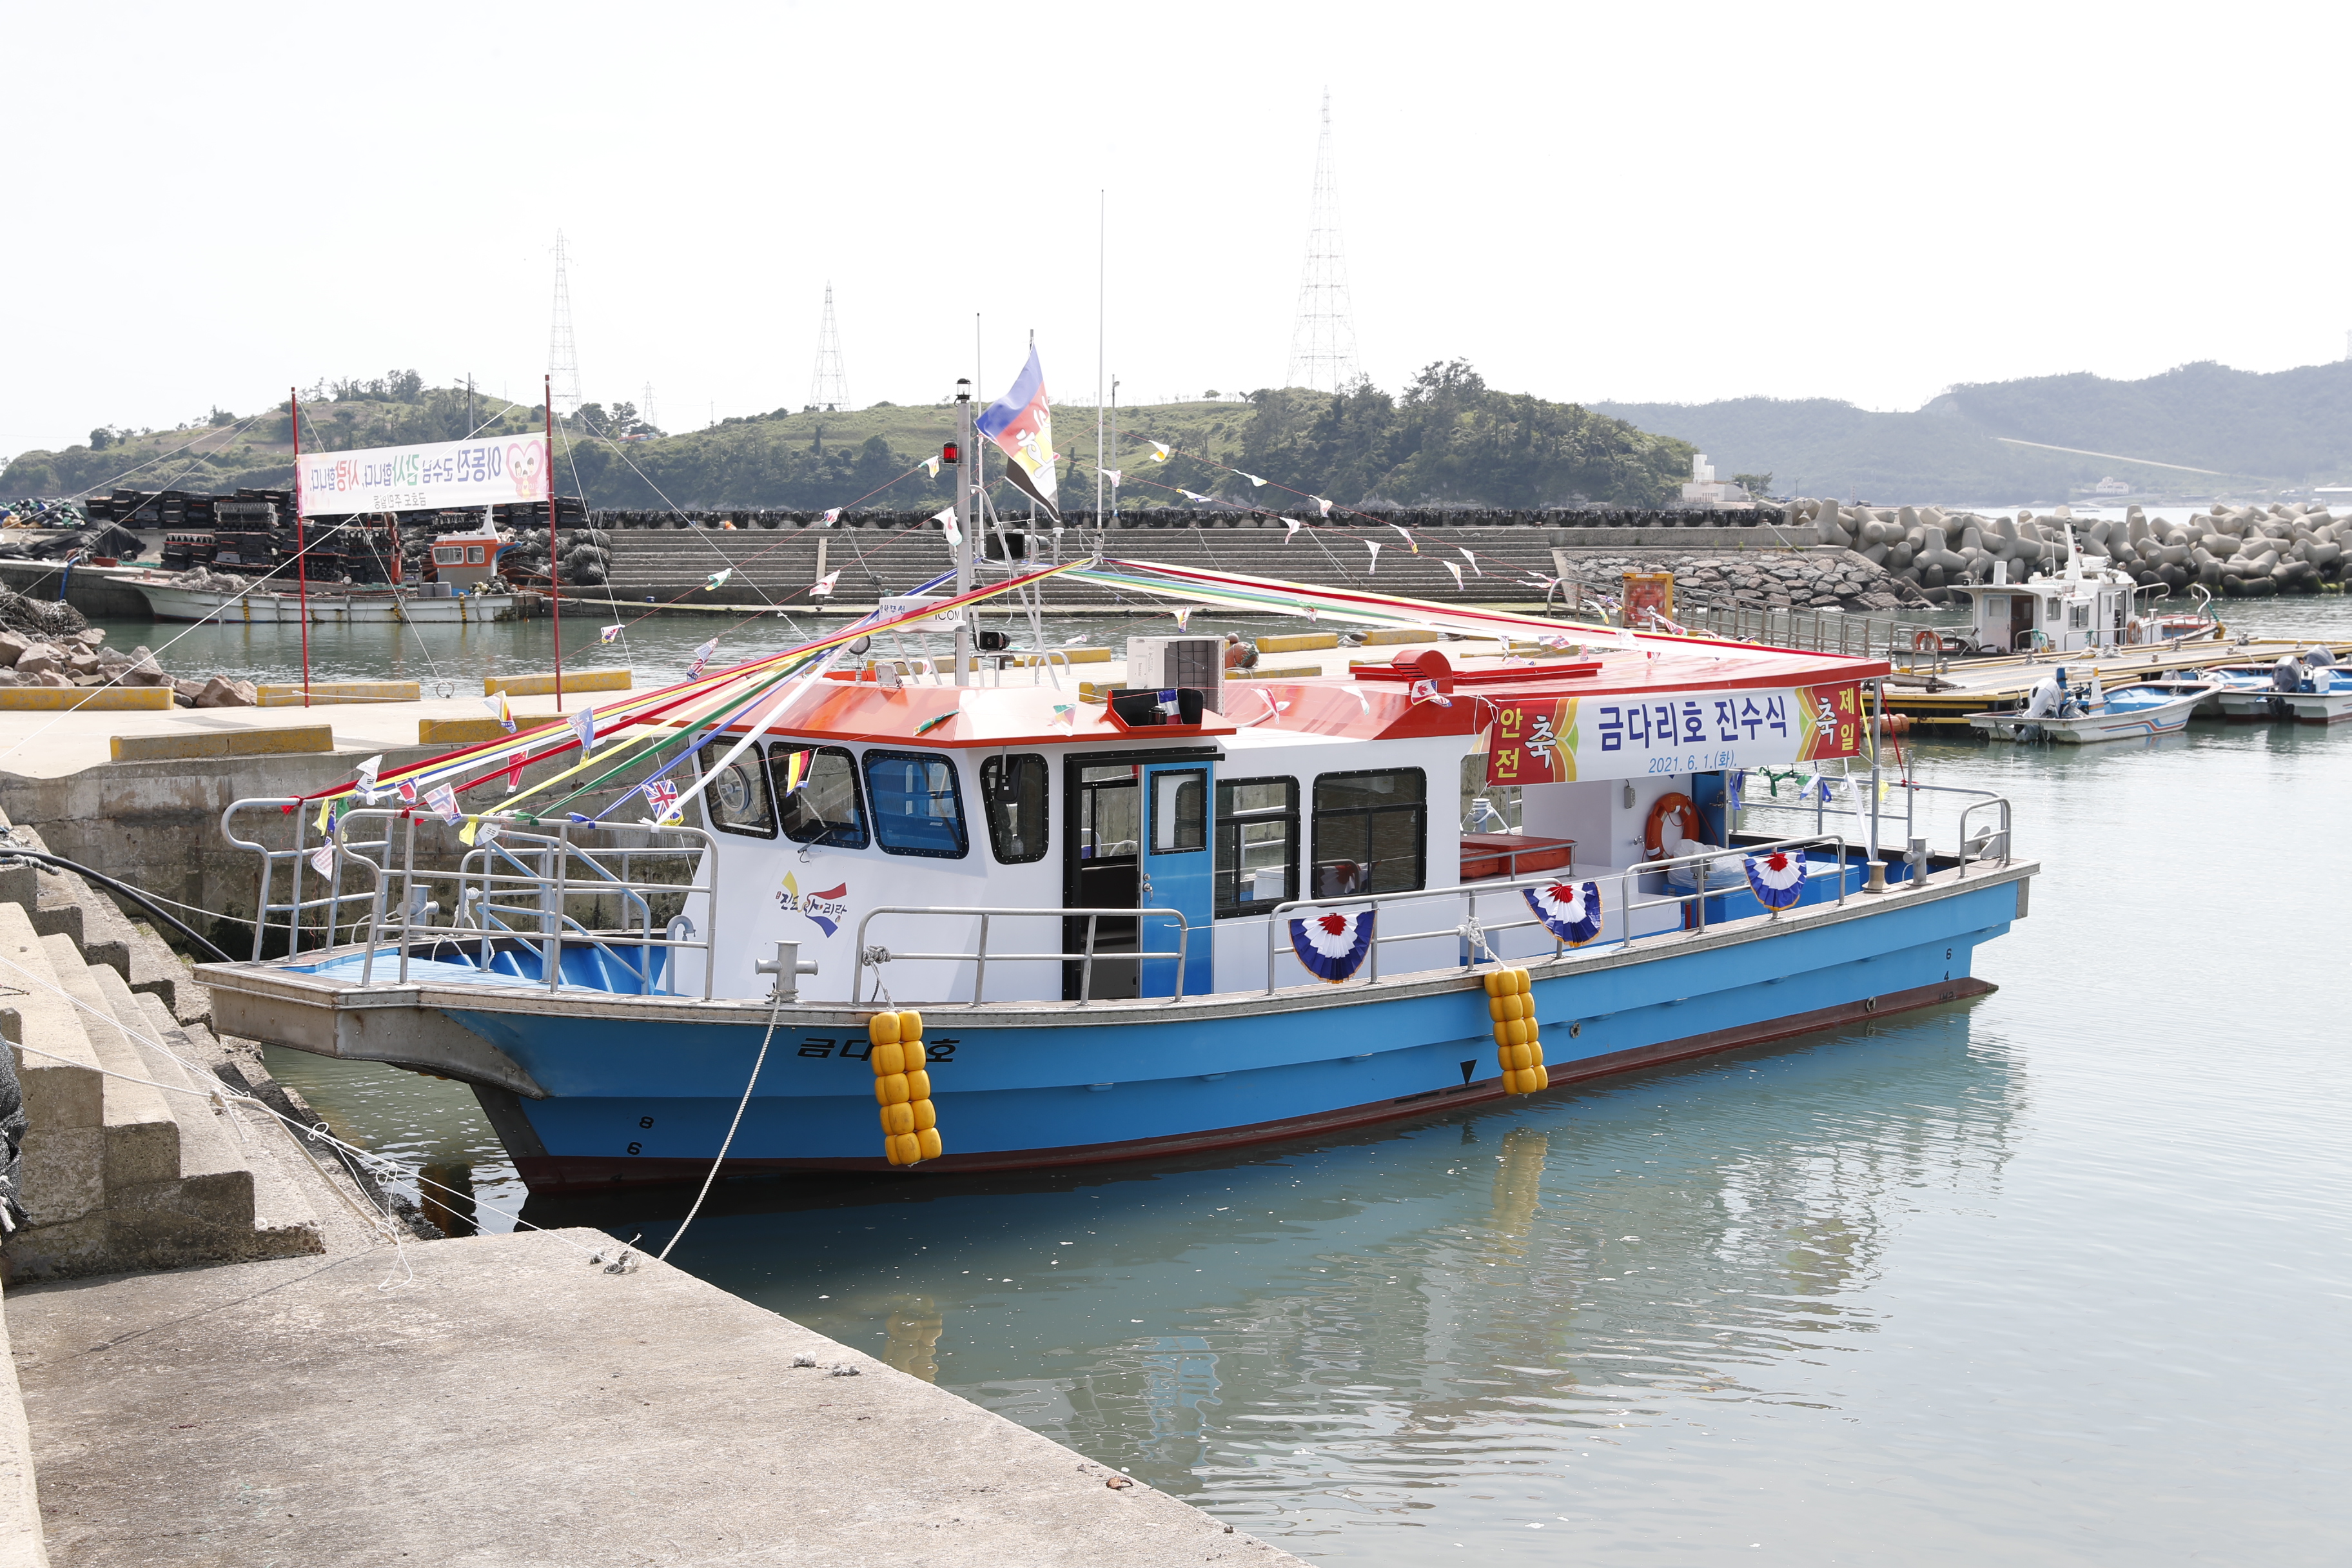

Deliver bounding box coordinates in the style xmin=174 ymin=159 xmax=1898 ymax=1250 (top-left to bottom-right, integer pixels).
xmin=6 ymin=0 xmax=2349 ymax=463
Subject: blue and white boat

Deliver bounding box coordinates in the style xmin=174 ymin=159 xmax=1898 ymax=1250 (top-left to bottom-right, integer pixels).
xmin=194 ymin=391 xmax=2032 ymax=1190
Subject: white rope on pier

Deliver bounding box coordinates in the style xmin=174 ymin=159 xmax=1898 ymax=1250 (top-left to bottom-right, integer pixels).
xmin=656 ymin=990 xmax=787 ymax=1264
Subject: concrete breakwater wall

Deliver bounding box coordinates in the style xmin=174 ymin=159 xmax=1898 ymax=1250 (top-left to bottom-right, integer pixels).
xmin=1798 ymin=498 xmax=2351 ymax=599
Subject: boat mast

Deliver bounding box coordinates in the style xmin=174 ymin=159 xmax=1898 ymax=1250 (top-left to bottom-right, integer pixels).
xmin=953 ymin=378 xmax=974 ymax=688
xmin=1095 ymin=189 xmax=1104 ymax=526
xmin=545 ymin=373 xmax=564 ymax=713
xmin=289 ymin=387 xmax=310 ymax=707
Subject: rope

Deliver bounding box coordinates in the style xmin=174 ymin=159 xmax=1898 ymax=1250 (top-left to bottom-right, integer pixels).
xmin=657 ymin=989 xmax=787 ymax=1263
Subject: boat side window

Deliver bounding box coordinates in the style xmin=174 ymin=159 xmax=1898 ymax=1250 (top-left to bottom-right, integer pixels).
xmin=433 ymin=545 xmax=463 ymax=566
xmin=1150 ymin=769 xmax=1207 ymax=854
xmin=771 ymin=743 xmax=867 ymax=848
xmin=695 ymin=740 xmax=776 ymax=839
xmin=862 ymin=749 xmax=968 ymax=859
xmin=1310 ymin=769 xmax=1426 ymax=899
xmin=468 ymin=545 xmax=486 ymax=564
xmin=1076 ymin=765 xmax=1140 ymax=860
xmin=1215 ymin=778 xmax=1298 ymax=917
xmin=979 ymin=753 xmax=1049 ymax=864
xmin=2046 ymin=596 xmax=2061 ymax=623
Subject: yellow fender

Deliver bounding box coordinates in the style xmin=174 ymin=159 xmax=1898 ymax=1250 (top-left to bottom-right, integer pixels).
xmin=1482 ymin=968 xmax=1549 ymax=1094
xmin=870 ymin=1010 xmax=944 ymax=1164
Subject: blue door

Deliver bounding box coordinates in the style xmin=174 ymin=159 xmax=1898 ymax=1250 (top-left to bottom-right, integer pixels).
xmin=1139 ymin=760 xmax=1214 ymax=997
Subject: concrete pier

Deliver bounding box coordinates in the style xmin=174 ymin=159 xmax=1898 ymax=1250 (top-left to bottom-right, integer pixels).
xmin=7 ymin=1230 xmax=1299 ymax=1567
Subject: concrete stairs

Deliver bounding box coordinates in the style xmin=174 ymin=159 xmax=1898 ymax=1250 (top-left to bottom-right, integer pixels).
xmin=594 ymin=524 xmax=1592 ymax=611
xmin=0 ymin=899 xmax=323 ymax=1280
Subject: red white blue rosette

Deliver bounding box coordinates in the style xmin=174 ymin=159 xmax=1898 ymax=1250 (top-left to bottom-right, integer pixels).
xmin=1524 ymin=881 xmax=1604 ymax=946
xmin=1289 ymin=908 xmax=1377 ymax=983
xmin=1743 ymin=849 xmax=1808 ymax=910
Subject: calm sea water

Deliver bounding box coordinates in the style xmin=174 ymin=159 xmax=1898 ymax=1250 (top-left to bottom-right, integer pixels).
xmin=262 ymin=596 xmax=2352 ymax=1564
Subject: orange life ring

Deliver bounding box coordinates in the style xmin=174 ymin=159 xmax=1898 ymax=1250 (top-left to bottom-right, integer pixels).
xmin=2125 ymin=618 xmax=2144 ymax=645
xmin=1644 ymin=792 xmax=1707 ymax=861
xmin=1912 ymin=629 xmax=1941 ymax=655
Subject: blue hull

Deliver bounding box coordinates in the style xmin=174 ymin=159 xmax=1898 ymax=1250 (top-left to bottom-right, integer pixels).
xmin=447 ymin=874 xmax=2024 ymax=1187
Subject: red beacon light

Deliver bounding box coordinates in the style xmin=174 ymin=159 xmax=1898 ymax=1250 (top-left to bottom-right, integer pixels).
xmin=941 ymin=442 xmax=961 ymax=466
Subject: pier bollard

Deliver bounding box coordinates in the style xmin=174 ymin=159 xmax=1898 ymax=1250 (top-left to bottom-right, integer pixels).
xmin=1863 ymin=861 xmax=1888 ymax=895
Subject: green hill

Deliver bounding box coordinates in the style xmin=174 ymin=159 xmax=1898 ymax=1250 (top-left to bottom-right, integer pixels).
xmin=6 ymin=361 xmax=1691 ymax=513
xmin=1596 ymin=360 xmax=2352 ymax=505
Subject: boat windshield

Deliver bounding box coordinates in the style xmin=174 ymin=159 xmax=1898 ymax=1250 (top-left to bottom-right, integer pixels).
xmin=772 ymin=744 xmax=867 ymax=848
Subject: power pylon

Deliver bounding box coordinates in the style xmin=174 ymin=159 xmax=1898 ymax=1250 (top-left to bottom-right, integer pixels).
xmin=1285 ymin=90 xmax=1362 ymax=394
xmin=548 ymin=230 xmax=583 ymax=416
xmin=810 ymin=284 xmax=852 ymax=411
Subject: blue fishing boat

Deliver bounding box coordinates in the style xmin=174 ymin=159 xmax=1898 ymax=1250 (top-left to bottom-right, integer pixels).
xmin=196 ymin=384 xmax=2032 ymax=1189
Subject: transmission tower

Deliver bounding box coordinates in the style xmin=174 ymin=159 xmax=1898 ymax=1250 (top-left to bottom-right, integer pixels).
xmin=547 ymin=230 xmax=583 ymax=416
xmin=810 ymin=284 xmax=852 ymax=411
xmin=1285 ymin=90 xmax=1362 ymax=394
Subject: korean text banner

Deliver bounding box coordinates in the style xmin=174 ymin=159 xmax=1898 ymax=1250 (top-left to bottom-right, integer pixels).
xmin=296 ymin=433 xmax=549 ymax=517
xmin=1486 ymin=681 xmax=1863 ymax=787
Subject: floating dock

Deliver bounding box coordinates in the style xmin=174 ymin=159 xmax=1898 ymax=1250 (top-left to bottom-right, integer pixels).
xmin=1874 ymin=637 xmax=2352 ymax=730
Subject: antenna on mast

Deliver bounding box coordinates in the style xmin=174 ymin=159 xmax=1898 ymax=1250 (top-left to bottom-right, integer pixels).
xmin=810 ymin=284 xmax=851 ymax=411
xmin=1286 ymin=89 xmax=1362 ymax=395
xmin=548 ymin=231 xmax=583 ymax=416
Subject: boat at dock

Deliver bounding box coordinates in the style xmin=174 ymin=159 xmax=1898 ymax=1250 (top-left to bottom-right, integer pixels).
xmin=2199 ymin=660 xmax=2352 ymax=723
xmin=122 ymin=573 xmax=522 ymax=624
xmin=1966 ymin=677 xmax=2215 ymax=743
xmin=183 ymin=380 xmax=2032 ymax=1190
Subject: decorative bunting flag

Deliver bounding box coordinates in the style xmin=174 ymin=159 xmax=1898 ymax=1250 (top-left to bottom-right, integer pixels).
xmin=932 ymin=505 xmax=963 ymax=548
xmin=308 ymin=845 xmax=335 ymax=876
xmin=781 ymin=748 xmax=808 ymax=795
xmin=570 ymin=707 xmax=596 ymax=752
xmin=703 ymin=568 xmax=732 ymax=591
xmin=397 ymin=778 xmax=419 ymax=805
xmin=1743 ymin=849 xmax=1808 ymax=910
xmin=1237 ymin=471 xmax=1267 ymax=488
xmin=1728 ymin=770 xmax=1746 ymax=814
xmin=1443 ymin=560 xmax=1464 ymax=590
xmin=1050 ymin=703 xmax=1076 ymax=728
xmin=689 ymin=638 xmax=720 ymax=678
xmin=1102 ymin=469 xmax=1122 ymax=489
xmin=810 ymin=569 xmax=840 ymax=598
xmin=426 ymin=783 xmax=462 ymax=825
xmin=314 ymin=796 xmax=334 ymax=833
xmin=922 ymin=455 xmax=941 ymax=478
xmin=1408 ymin=677 xmax=1453 ymax=708
xmin=1391 ymin=524 xmax=1418 ymax=554
xmin=1171 ymin=607 xmax=1194 ymax=629
xmin=482 ymin=691 xmax=516 ymax=733
xmin=641 ymin=778 xmax=681 ymax=822
xmin=1148 ymin=440 xmax=1171 ymax=463
xmin=355 ymin=754 xmax=382 ymax=793
xmin=504 ymin=750 xmax=529 ymax=792
xmin=1283 ymin=518 xmax=1302 ymax=543
xmin=913 ymin=711 xmax=957 ymax=736
xmin=1524 ymin=881 xmax=1605 ymax=946
xmin=821 ymin=507 xmax=842 ymax=527
xmin=1181 ymin=489 xmax=1212 ymax=504
xmin=1460 ymin=547 xmax=1482 ymax=577
xmin=1365 ymin=540 xmax=1381 ymax=573
xmin=1312 ymin=496 xmax=1334 ymax=518
xmin=1289 ymin=908 xmax=1376 ymax=984
xmin=598 ymin=623 xmax=623 ymax=644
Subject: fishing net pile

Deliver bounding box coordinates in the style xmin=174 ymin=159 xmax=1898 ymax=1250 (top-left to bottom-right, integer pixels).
xmin=0 ymin=586 xmax=88 ymax=640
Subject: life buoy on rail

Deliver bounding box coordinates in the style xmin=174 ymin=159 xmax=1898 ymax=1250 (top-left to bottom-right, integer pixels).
xmin=1643 ymin=792 xmax=1707 ymax=862
xmin=2125 ymin=618 xmax=2145 ymax=645
xmin=1913 ymin=629 xmax=1943 ymax=656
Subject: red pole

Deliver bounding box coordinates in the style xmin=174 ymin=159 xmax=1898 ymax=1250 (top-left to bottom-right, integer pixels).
xmin=290 ymin=388 xmax=310 ymax=707
xmin=545 ymin=374 xmax=564 ymax=713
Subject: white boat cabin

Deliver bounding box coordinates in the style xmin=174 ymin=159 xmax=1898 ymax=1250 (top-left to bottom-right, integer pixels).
xmin=1954 ymin=556 xmax=2150 ymax=654
xmin=429 ymin=529 xmax=505 ymax=588
xmin=671 ymin=634 xmax=1883 ymax=1006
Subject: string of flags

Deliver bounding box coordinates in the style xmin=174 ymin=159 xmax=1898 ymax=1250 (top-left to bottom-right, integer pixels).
xmin=688 ymin=638 xmax=720 ymax=678
xmin=810 ymin=570 xmax=840 ymax=598
xmin=599 ymin=623 xmax=624 ymax=645
xmin=703 ymin=568 xmax=732 ymax=591
xmin=932 ymin=505 xmax=963 ymax=547
xmin=482 ymin=691 xmax=516 ymax=733
xmin=821 ymin=508 xmax=842 ymax=526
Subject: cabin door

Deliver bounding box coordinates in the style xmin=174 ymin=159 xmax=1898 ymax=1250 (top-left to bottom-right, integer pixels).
xmin=1063 ymin=755 xmax=1215 ymax=1000
xmin=2008 ymin=594 xmax=2035 ymax=651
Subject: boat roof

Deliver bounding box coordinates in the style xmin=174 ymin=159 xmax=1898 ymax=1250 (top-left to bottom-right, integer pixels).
xmin=712 ymin=638 xmax=1890 ymax=750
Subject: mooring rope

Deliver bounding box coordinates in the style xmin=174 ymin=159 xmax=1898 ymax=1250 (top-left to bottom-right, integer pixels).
xmin=657 ymin=988 xmax=788 ymax=1264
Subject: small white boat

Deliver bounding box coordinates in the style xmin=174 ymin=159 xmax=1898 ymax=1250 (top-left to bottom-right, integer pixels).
xmin=126 ymin=575 xmax=520 ymax=625
xmin=1967 ymin=679 xmax=2217 ymax=743
xmin=2199 ymin=663 xmax=2352 ymax=724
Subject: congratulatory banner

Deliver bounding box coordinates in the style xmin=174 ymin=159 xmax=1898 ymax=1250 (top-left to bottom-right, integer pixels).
xmin=296 ymin=433 xmax=549 ymax=517
xmin=1487 ymin=681 xmax=1863 ymax=786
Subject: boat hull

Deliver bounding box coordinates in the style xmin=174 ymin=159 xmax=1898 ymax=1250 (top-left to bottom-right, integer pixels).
xmin=1968 ymin=691 xmax=2203 ymax=743
xmin=289 ymin=867 xmax=2025 ymax=1188
xmin=127 ymin=579 xmax=519 ymax=624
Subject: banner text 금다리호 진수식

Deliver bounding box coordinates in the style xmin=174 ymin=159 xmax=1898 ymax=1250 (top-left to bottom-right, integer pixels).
xmin=1486 ymin=682 xmax=1862 ymax=786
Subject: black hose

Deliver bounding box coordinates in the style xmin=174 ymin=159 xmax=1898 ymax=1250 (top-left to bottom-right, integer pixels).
xmin=0 ymin=848 xmax=234 ymax=964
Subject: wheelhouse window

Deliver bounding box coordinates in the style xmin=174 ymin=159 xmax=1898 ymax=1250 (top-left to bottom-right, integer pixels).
xmin=1075 ymin=763 xmax=1140 ymax=860
xmin=1150 ymin=768 xmax=1206 ymax=854
xmin=467 ymin=545 xmax=487 ymax=564
xmin=1311 ymin=769 xmax=1426 ymax=898
xmin=979 ymin=753 xmax=1049 ymax=864
xmin=771 ymin=743 xmax=867 ymax=848
xmin=695 ymin=740 xmax=775 ymax=838
xmin=1215 ymin=778 xmax=1297 ymax=916
xmin=433 ymin=545 xmax=464 ymax=566
xmin=863 ymin=749 xmax=968 ymax=858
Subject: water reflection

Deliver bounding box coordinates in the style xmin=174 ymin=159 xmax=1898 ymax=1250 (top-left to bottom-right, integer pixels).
xmin=615 ymin=1005 xmax=2019 ymax=1557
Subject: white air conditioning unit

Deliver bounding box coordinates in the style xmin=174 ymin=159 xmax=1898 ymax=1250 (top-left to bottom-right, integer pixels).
xmin=1126 ymin=636 xmax=1224 ymax=712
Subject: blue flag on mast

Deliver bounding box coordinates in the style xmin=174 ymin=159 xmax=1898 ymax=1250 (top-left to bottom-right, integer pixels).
xmin=977 ymin=346 xmax=1059 ymax=521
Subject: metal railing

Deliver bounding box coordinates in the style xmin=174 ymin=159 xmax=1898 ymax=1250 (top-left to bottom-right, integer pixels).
xmin=851 ymin=904 xmax=1190 ymax=1005
xmin=1262 ymin=831 xmax=1855 ymax=993
xmin=222 ymin=799 xmax=719 ymax=997
xmin=1687 ymin=604 xmax=1951 ymax=666
xmin=1738 ymin=778 xmax=2013 ymax=877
